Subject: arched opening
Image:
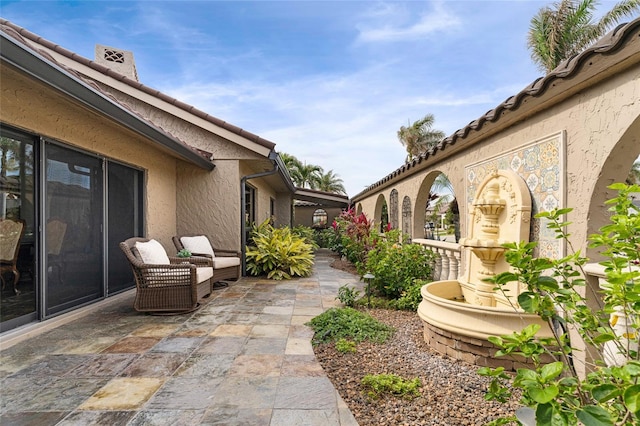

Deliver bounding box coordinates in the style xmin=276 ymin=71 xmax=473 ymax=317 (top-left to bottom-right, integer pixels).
xmin=402 ymin=196 xmax=412 ymax=239
xmin=373 ymin=193 xmax=388 ymax=232
xmin=414 ymin=171 xmax=460 ymax=242
xmin=312 ymin=208 xmax=328 ymax=228
xmin=390 ymin=189 xmax=399 ymax=229
xmin=356 ymin=203 xmax=363 ymax=215
xmin=587 ymin=115 xmax=640 ymax=261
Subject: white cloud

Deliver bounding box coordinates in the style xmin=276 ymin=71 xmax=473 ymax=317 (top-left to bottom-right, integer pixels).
xmin=356 ymin=1 xmax=462 ymax=43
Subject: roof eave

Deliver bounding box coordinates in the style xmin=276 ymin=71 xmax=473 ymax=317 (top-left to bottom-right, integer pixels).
xmin=0 ymin=31 xmax=214 ymax=171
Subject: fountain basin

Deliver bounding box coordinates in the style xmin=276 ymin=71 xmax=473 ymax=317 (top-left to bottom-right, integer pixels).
xmin=418 ymin=280 xmax=553 ymax=341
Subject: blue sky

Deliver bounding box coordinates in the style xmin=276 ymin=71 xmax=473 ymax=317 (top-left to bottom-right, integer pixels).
xmin=0 ymin=1 xmax=620 ymax=196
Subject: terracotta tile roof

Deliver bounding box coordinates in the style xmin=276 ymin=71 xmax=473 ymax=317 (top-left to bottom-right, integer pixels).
xmin=0 ymin=18 xmax=276 ymax=152
xmin=352 ymin=17 xmax=640 ymax=201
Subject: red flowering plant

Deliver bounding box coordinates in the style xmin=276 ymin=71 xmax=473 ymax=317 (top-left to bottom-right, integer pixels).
xmin=331 ymin=208 xmax=380 ymax=268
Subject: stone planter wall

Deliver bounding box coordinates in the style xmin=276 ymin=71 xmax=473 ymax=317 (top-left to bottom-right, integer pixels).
xmin=423 ymin=321 xmax=553 ymax=372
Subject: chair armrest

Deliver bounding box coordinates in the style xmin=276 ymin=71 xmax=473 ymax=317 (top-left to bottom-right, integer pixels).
xmin=213 ymin=249 xmax=242 ymax=257
xmin=172 ymin=255 xmax=213 ymax=267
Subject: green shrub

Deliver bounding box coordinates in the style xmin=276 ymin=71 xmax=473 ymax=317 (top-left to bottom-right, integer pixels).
xmin=336 ymin=285 xmax=360 ymax=307
xmin=246 ymin=219 xmax=314 ymax=280
xmin=292 ymin=225 xmax=319 ymax=250
xmin=363 ymin=230 xmax=435 ymax=299
xmin=479 ymin=183 xmax=640 ymax=426
xmin=335 ymin=338 xmax=357 ymax=354
xmin=361 ymin=373 xmax=422 ymax=399
xmin=314 ymin=228 xmax=335 ymax=248
xmin=330 ymin=208 xmax=378 ymax=265
xmin=390 ymin=279 xmax=427 ymax=311
xmin=306 ymin=307 xmax=394 ymax=345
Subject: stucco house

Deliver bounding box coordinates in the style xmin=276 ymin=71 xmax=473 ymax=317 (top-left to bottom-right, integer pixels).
xmin=0 ymin=19 xmax=344 ymax=334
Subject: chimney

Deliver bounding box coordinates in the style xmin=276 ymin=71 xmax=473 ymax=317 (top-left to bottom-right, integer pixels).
xmin=94 ymin=44 xmax=139 ymax=81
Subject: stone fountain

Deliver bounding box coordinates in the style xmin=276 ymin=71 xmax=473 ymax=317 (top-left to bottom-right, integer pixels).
xmin=417 ymin=170 xmax=553 ymax=369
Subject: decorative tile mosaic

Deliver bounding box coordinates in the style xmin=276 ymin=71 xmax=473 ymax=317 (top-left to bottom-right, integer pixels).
xmin=465 ymin=132 xmax=565 ymax=258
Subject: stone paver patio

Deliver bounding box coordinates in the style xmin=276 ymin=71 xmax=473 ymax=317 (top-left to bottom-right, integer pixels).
xmin=0 ymin=250 xmax=363 ymax=425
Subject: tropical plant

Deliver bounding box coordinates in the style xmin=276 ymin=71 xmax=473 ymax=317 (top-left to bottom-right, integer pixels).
xmin=397 ymin=114 xmax=446 ymax=162
xmin=291 ymin=225 xmax=319 ymax=250
xmin=527 ymin=0 xmax=640 ymax=73
xmin=478 ymin=183 xmax=640 ymax=426
xmin=245 ymin=219 xmax=314 ymax=280
xmin=331 ymin=208 xmax=378 ymax=266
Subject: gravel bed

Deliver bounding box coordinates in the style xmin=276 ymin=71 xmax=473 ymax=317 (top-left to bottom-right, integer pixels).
xmin=313 ymin=308 xmax=521 ymax=425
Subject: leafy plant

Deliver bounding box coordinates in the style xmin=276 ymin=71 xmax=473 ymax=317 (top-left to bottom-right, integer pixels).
xmin=478 ymin=183 xmax=640 ymax=426
xmin=337 ymin=285 xmax=360 ymax=307
xmin=314 ymin=228 xmax=335 ymax=248
xmin=331 ymin=208 xmax=378 ymax=266
xmin=335 ymin=338 xmax=357 ymax=354
xmin=292 ymin=225 xmax=319 ymax=250
xmin=306 ymin=307 xmax=394 ymax=345
xmin=390 ymin=279 xmax=427 ymax=311
xmin=176 ymin=249 xmax=192 ymax=258
xmin=363 ymin=229 xmax=435 ymax=299
xmin=246 ymin=219 xmax=314 ymax=280
xmin=361 ymin=373 xmax=422 ymax=399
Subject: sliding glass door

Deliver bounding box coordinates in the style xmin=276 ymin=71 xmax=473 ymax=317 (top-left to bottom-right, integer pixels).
xmin=45 ymin=143 xmax=104 ymax=315
xmin=0 ymin=130 xmax=36 ymax=331
xmin=107 ymin=161 xmax=144 ymax=294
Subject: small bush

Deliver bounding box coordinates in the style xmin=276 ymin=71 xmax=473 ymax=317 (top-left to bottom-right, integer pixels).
xmin=335 ymin=338 xmax=357 ymax=354
xmin=306 ymin=307 xmax=394 ymax=345
xmin=390 ymin=279 xmax=428 ymax=311
xmin=361 ymin=373 xmax=422 ymax=399
xmin=246 ymin=219 xmax=314 ymax=280
xmin=314 ymin=228 xmax=335 ymax=248
xmin=363 ymin=230 xmax=435 ymax=299
xmin=337 ymin=285 xmax=360 ymax=307
xmin=292 ymin=225 xmax=319 ymax=250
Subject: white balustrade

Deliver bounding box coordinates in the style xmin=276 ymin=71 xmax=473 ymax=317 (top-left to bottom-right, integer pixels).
xmin=412 ymin=238 xmax=462 ymax=281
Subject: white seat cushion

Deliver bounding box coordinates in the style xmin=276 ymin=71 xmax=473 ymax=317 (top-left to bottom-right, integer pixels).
xmin=212 ymin=257 xmax=240 ymax=269
xmin=196 ymin=267 xmax=214 ymax=283
xmin=180 ymin=236 xmax=215 ymax=257
xmin=135 ymin=239 xmax=170 ymax=265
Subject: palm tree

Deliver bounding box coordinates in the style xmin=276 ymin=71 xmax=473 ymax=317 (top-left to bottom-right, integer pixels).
xmin=317 ymin=169 xmax=347 ymax=195
xmin=397 ymin=114 xmax=446 ymax=162
xmin=527 ymin=0 xmax=640 ymax=73
xmin=296 ymin=163 xmax=323 ymax=189
xmin=280 ymin=153 xmax=303 ymax=185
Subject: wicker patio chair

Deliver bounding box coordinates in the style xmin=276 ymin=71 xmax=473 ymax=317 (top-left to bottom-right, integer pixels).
xmin=172 ymin=234 xmax=241 ymax=285
xmin=0 ymin=218 xmax=25 ymax=294
xmin=120 ymin=237 xmax=214 ymax=314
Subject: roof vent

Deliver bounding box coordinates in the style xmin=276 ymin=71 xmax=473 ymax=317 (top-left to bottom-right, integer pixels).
xmin=94 ymin=44 xmax=139 ymax=81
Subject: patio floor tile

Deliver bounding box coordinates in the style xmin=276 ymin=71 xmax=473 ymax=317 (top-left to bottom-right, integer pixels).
xmin=78 ymin=377 xmax=164 ymax=410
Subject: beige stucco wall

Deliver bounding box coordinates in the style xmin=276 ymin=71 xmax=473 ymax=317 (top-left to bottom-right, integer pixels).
xmin=0 ymin=64 xmax=179 ymax=252
xmin=293 ymin=206 xmax=344 ymax=229
xmin=90 ymin=84 xmax=293 ymax=250
xmin=355 ymin=64 xmax=640 ymax=260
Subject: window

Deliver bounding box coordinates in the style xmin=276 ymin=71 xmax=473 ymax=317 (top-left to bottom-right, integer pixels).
xmin=245 ymin=183 xmax=256 ymax=226
xmin=312 ymin=209 xmax=328 ymax=228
